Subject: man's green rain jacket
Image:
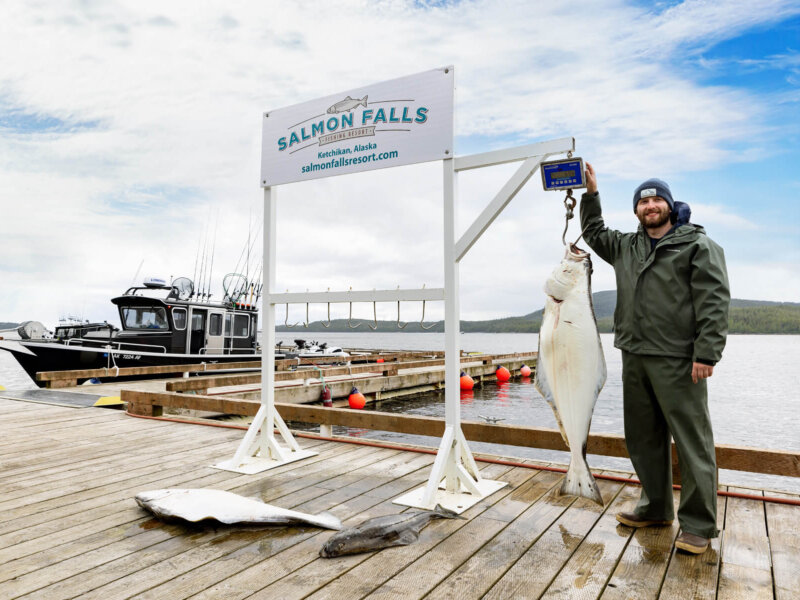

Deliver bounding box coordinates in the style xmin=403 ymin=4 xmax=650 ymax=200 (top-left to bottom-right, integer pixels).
xmin=580 ymin=192 xmax=730 ymax=364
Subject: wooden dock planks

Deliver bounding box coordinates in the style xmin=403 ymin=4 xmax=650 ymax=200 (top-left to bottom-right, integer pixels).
xmin=1 ymin=397 xmax=799 ymax=600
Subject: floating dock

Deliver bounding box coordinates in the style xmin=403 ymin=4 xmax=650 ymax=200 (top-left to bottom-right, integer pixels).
xmin=1 ymin=394 xmax=798 ymax=599
xmin=29 ymin=349 xmax=538 ymax=407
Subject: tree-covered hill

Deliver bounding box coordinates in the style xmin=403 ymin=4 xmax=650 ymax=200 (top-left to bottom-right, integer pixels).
xmin=276 ymin=291 xmax=800 ymax=334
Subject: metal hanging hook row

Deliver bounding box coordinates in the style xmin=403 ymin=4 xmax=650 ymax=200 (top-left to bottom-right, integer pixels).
xmin=562 ymin=189 xmax=577 ymax=246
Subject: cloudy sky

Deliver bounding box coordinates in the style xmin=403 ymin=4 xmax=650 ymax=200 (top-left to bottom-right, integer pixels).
xmin=1 ymin=0 xmax=799 ymax=327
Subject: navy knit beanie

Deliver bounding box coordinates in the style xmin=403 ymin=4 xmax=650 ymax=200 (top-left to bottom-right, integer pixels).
xmin=633 ymin=178 xmax=674 ymax=212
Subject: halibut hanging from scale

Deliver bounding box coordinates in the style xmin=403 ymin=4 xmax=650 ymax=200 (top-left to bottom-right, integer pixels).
xmin=535 ymin=244 xmax=606 ymax=505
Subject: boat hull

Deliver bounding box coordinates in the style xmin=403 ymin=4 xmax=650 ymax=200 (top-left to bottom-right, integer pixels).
xmin=1 ymin=341 xmax=259 ymax=387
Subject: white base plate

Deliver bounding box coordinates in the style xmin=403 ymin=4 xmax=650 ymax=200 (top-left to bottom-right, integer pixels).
xmin=392 ymin=478 xmax=507 ymax=514
xmin=212 ymin=449 xmax=317 ymax=474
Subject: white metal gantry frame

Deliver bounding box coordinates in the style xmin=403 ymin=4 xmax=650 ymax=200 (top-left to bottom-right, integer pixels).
xmin=216 ymin=136 xmax=576 ymax=513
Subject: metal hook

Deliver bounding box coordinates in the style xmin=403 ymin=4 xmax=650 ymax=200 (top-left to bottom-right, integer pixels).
xmin=347 ymin=288 xmax=361 ymax=329
xmin=420 ymin=299 xmax=436 ymax=330
xmin=562 ymin=189 xmax=577 ymax=246
xmin=367 ymin=301 xmax=378 ymax=330
xmin=320 ymin=288 xmax=331 ymax=328
xmin=321 ymin=302 xmax=331 ymax=328
xmin=302 ymin=302 xmax=310 ymax=328
xmin=284 ymin=297 xmax=299 ymax=329
xmin=397 ymin=300 xmax=408 ymax=329
xmin=348 ymin=302 xmax=362 ymax=328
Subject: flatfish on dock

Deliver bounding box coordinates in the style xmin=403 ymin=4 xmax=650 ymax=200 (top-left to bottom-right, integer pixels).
xmin=135 ymin=488 xmax=342 ymax=529
xmin=319 ymin=505 xmax=462 ymax=557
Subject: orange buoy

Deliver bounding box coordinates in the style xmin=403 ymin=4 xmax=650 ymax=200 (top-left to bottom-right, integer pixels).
xmin=460 ymin=371 xmax=474 ymax=390
xmin=520 ymin=364 xmax=532 ymax=377
xmin=348 ymin=386 xmax=366 ymax=409
xmin=495 ymin=366 xmax=511 ymax=382
xmin=376 ymin=358 xmax=384 ymax=363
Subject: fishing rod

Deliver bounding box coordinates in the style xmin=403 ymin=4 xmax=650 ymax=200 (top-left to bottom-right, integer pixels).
xmin=250 ymin=262 xmax=264 ymax=309
xmin=191 ymin=233 xmax=202 ymax=300
xmin=206 ymin=210 xmax=219 ymax=302
xmin=234 ymin=206 xmax=253 ymax=286
xmin=197 ymin=214 xmax=211 ymax=302
xmin=245 ymin=211 xmax=252 ymax=287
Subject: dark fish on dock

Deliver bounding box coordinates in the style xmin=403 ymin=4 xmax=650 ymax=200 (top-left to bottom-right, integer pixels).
xmin=135 ymin=488 xmax=342 ymax=530
xmin=319 ymin=504 xmax=462 ymax=557
xmin=535 ymin=244 xmax=606 ymax=505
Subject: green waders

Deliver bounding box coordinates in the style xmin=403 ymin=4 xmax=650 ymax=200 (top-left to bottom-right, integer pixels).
xmin=621 ymin=351 xmax=719 ymax=538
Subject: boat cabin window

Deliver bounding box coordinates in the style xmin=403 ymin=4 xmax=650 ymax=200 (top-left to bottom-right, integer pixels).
xmin=121 ymin=307 xmax=169 ymax=330
xmin=209 ymin=313 xmax=222 ymax=336
xmin=172 ymin=308 xmax=187 ymax=330
xmin=225 ymin=313 xmax=250 ymax=337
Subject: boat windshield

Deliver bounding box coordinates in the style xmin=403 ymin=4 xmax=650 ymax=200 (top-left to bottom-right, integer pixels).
xmin=121 ymin=307 xmax=169 ymax=330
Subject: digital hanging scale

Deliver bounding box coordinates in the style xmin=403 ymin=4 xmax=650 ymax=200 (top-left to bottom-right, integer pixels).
xmin=541 ymin=157 xmax=587 ymax=191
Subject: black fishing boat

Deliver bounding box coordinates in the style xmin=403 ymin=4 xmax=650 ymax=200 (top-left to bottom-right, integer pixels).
xmin=0 ymin=275 xmax=348 ymax=387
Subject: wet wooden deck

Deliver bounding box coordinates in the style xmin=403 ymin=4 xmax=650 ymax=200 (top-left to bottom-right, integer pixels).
xmin=1 ymin=397 xmax=797 ymax=599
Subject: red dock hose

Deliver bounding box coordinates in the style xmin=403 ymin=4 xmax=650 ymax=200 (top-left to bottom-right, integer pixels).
xmin=125 ymin=411 xmax=800 ymax=507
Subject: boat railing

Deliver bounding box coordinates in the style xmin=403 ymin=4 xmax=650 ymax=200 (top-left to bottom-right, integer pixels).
xmin=199 ymin=347 xmax=259 ymax=356
xmin=65 ymin=338 xmax=167 ymax=354
xmin=110 ymin=341 xmax=168 ymax=354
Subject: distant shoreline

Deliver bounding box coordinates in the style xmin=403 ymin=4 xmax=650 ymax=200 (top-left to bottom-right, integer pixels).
xmin=5 ymin=295 xmax=800 ymax=336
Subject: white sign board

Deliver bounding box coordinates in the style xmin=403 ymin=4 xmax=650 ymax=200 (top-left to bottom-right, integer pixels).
xmin=260 ymin=66 xmax=454 ymax=187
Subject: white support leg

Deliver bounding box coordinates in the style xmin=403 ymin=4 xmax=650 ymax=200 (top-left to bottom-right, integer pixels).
xmin=394 ymin=158 xmax=507 ymax=513
xmin=214 ymin=186 xmax=316 ymax=474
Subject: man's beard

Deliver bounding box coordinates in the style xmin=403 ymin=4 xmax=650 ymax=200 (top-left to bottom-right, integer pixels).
xmin=637 ymin=206 xmax=671 ymax=230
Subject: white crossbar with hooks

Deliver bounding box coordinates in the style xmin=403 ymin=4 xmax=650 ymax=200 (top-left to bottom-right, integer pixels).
xmin=216 ymin=135 xmax=576 ymax=513
xmin=269 ymin=288 xmax=445 ymax=304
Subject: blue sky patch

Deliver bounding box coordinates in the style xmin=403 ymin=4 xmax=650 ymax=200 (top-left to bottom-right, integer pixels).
xmin=0 ymin=106 xmax=100 ymax=134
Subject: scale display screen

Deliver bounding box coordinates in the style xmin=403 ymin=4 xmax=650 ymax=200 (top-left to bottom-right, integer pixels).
xmin=541 ymin=158 xmax=586 ymax=191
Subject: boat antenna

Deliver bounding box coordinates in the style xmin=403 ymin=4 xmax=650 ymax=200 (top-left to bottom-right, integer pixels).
xmin=207 ymin=210 xmax=219 ymax=301
xmin=130 ymin=259 xmax=144 ymax=287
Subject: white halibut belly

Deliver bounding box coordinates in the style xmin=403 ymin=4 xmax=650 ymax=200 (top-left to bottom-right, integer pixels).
xmin=536 ymin=295 xmax=606 ymax=449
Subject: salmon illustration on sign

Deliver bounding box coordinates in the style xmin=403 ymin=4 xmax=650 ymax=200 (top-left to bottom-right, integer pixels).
xmin=327 ymin=95 xmax=368 ymax=114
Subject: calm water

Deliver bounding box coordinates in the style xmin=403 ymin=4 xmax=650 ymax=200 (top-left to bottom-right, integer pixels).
xmin=2 ymin=332 xmax=798 ymax=492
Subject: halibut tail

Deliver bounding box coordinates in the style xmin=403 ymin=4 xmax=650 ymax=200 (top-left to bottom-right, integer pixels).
xmin=561 ymin=451 xmax=604 ymax=506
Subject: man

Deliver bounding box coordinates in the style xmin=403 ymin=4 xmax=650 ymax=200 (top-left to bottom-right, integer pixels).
xmin=580 ymin=163 xmax=730 ymax=554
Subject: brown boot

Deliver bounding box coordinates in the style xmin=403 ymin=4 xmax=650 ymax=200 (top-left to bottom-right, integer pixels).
xmin=616 ymin=512 xmax=673 ymax=528
xmin=675 ymin=531 xmax=710 ymax=554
